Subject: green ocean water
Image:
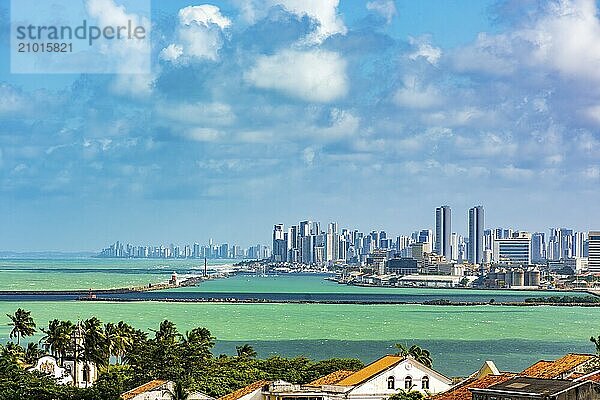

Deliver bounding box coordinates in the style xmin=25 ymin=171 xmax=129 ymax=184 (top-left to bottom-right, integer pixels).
xmin=0 ymin=258 xmax=234 ymax=290
xmin=0 ymin=259 xmax=598 ymax=376
xmin=0 ymin=300 xmax=597 ymax=375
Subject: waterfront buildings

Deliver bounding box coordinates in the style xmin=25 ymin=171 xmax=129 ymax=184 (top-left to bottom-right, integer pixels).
xmin=98 ymin=241 xmax=270 ymax=260
xmin=435 ymin=206 xmax=452 ymax=261
xmin=468 ymin=206 xmax=485 ymax=265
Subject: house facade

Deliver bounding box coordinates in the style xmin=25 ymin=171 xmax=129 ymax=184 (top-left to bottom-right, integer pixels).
xmin=218 ymin=355 xmax=452 ymax=400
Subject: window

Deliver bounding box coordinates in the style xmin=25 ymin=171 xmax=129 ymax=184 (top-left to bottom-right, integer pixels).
xmin=422 ymin=375 xmax=429 ymax=390
xmin=404 ymin=376 xmax=412 ymax=390
xmin=387 ymin=376 xmax=395 ymax=389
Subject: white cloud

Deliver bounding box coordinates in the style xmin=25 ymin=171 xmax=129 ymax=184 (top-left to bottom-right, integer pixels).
xmin=393 ymin=76 xmax=443 ymax=109
xmin=178 ymin=5 xmax=232 ymax=28
xmin=303 ymin=147 xmax=316 ymax=165
xmin=184 ymin=128 xmax=225 ymax=142
xmin=450 ymin=32 xmax=516 ymax=76
xmin=408 ymin=36 xmax=442 ymax=65
xmin=0 ymin=84 xmax=27 ymax=114
xmin=451 ymin=0 xmax=600 ymax=81
xmin=245 ymin=49 xmax=348 ymax=102
xmin=366 ymin=0 xmax=397 ymax=24
xmin=583 ymin=104 xmax=600 ymax=125
xmin=518 ymin=0 xmax=600 ymax=82
xmin=86 ymin=0 xmax=153 ymax=96
xmin=235 ymin=0 xmax=346 ymax=43
xmin=161 ymin=4 xmax=231 ymax=63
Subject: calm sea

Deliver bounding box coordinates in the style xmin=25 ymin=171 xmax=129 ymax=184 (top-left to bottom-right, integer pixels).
xmin=0 ymin=258 xmax=597 ymax=376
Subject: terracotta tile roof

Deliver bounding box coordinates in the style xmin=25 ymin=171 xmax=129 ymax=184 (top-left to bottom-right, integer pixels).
xmin=520 ymin=354 xmax=595 ymax=379
xmin=575 ymin=370 xmax=600 ymax=383
xmin=306 ymin=370 xmax=356 ymax=386
xmin=121 ymin=379 xmax=169 ymax=400
xmin=336 ymin=355 xmax=404 ymax=386
xmin=218 ymin=380 xmax=271 ymax=400
xmin=431 ymin=373 xmax=516 ymax=400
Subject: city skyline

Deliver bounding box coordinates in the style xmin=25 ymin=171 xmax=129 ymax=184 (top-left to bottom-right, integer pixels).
xmin=1 ymin=0 xmax=599 ymax=251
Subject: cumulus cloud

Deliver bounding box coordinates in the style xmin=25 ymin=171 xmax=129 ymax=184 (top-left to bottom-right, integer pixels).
xmin=451 ymin=0 xmax=600 ymax=82
xmin=366 ymin=0 xmax=397 ymax=24
xmin=160 ymin=4 xmax=231 ymax=63
xmin=85 ymin=0 xmax=151 ymax=73
xmin=235 ymin=0 xmax=346 ymax=43
xmin=408 ymin=36 xmax=442 ymax=65
xmin=393 ymin=76 xmax=443 ymax=109
xmin=245 ymin=49 xmax=348 ymax=102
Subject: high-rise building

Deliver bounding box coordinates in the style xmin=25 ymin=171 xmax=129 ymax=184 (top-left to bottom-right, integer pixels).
xmin=573 ymin=232 xmax=586 ymax=258
xmin=493 ymin=232 xmax=531 ymax=265
xmin=531 ymin=232 xmax=546 ymax=263
xmin=468 ymin=206 xmax=485 ymax=264
xmin=589 ymin=231 xmax=600 ymax=273
xmin=272 ymin=224 xmax=287 ymax=262
xmin=435 ymin=205 xmax=452 ymax=260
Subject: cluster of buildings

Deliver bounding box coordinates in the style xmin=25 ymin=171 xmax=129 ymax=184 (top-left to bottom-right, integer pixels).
xmin=119 ymin=352 xmax=600 ymax=400
xmin=97 ymin=240 xmax=271 ymax=260
xmin=271 ymin=207 xmax=599 ymax=288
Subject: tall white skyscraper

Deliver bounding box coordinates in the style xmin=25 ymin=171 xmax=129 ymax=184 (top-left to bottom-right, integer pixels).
xmin=435 ymin=205 xmax=452 ymax=260
xmin=468 ymin=206 xmax=485 ymax=264
xmin=589 ymin=231 xmax=600 ymax=273
xmin=272 ymin=224 xmax=287 ymax=262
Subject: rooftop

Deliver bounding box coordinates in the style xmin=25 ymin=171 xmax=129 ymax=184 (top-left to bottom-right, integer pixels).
xmin=432 ymin=373 xmax=516 ymax=400
xmin=520 ymin=353 xmax=595 ymax=379
xmin=121 ymin=379 xmax=168 ymax=400
xmin=306 ymin=370 xmax=356 ymax=386
xmin=218 ymin=380 xmax=271 ymax=400
xmin=475 ymin=377 xmax=587 ymax=396
xmin=575 ymin=370 xmax=600 ymax=383
xmin=336 ymin=355 xmax=404 ymax=386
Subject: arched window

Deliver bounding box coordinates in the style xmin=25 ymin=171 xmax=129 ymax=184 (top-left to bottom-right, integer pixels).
xmin=422 ymin=375 xmax=429 ymax=390
xmin=387 ymin=376 xmax=395 ymax=389
xmin=404 ymin=376 xmax=412 ymax=390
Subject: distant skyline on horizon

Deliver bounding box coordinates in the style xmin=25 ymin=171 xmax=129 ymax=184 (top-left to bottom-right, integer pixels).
xmin=1 ymin=0 xmax=599 ymax=251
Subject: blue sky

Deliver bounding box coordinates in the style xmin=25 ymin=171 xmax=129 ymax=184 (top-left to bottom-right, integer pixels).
xmin=0 ymin=0 xmax=599 ymax=251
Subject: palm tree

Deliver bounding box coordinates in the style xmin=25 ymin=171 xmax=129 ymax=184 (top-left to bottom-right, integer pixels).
xmin=41 ymin=319 xmax=74 ymax=363
xmin=24 ymin=342 xmax=43 ymax=364
xmin=163 ymin=381 xmax=190 ymax=400
xmin=236 ymin=344 xmax=257 ymax=358
xmin=394 ymin=344 xmax=433 ymax=368
xmin=113 ymin=321 xmax=135 ymax=364
xmin=82 ymin=317 xmax=107 ymax=367
xmin=6 ymin=308 xmax=36 ymax=345
xmin=153 ymin=320 xmax=181 ymax=345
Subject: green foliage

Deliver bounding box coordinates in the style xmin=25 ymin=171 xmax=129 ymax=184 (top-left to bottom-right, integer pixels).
xmin=388 ymin=389 xmax=425 ymax=400
xmin=7 ymin=308 xmax=36 ymax=345
xmin=394 ymin=344 xmax=433 ymax=368
xmin=3 ymin=311 xmax=364 ymax=400
xmin=526 ymin=296 xmax=600 ymax=304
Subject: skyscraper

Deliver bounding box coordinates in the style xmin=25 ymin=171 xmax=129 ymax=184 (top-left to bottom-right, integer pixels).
xmin=531 ymin=232 xmax=546 ymax=263
xmin=435 ymin=205 xmax=452 ymax=260
xmin=589 ymin=231 xmax=600 ymax=273
xmin=272 ymin=224 xmax=287 ymax=262
xmin=468 ymin=206 xmax=485 ymax=264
